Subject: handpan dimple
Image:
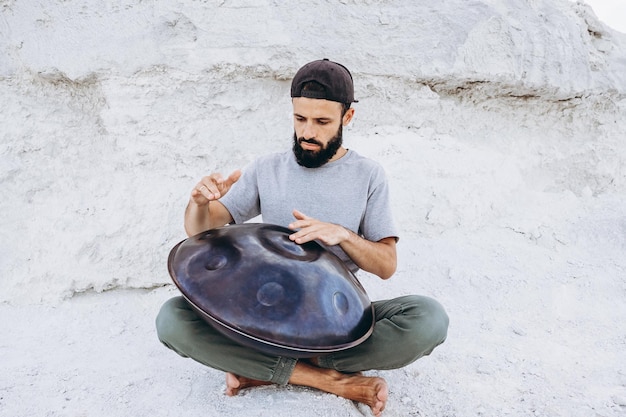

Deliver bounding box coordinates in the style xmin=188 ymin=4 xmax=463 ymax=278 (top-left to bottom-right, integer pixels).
xmin=205 ymin=254 xmax=228 ymax=270
xmin=167 ymin=223 xmax=374 ymax=358
xmin=261 ymin=230 xmax=319 ymax=261
xmin=180 ymin=241 xmax=240 ymax=281
xmin=333 ymin=291 xmax=349 ymax=315
xmin=257 ymin=282 xmax=285 ymax=306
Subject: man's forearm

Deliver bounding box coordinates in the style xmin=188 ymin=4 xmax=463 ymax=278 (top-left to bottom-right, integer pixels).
xmin=184 ymin=201 xmax=211 ymax=237
xmin=339 ymin=231 xmax=397 ymax=280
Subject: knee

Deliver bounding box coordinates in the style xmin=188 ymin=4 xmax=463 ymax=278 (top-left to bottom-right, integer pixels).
xmin=155 ymin=296 xmax=189 ymax=347
xmin=422 ymin=296 xmax=449 ymax=345
xmin=403 ymin=295 xmax=449 ymax=356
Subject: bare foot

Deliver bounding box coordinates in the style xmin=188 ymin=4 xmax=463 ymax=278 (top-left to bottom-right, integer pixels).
xmin=224 ymin=372 xmax=272 ymax=396
xmin=289 ymin=363 xmax=388 ymax=416
xmin=333 ymin=372 xmax=388 ymax=416
xmin=225 ymin=365 xmax=388 ymax=416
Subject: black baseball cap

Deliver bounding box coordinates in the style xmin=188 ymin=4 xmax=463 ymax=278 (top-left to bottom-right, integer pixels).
xmin=291 ymin=59 xmax=358 ymax=104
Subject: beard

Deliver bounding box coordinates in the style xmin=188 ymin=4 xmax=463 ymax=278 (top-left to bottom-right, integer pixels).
xmin=292 ymin=125 xmax=343 ymax=168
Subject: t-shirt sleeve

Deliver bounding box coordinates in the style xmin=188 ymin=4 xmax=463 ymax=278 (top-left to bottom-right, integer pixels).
xmin=219 ymin=161 xmax=261 ymax=224
xmin=360 ymin=165 xmax=399 ymax=243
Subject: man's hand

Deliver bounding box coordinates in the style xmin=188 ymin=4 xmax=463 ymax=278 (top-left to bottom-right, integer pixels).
xmin=288 ymin=209 xmax=350 ymax=246
xmin=288 ymin=209 xmax=397 ymax=280
xmin=191 ymin=170 xmax=242 ymax=206
xmin=184 ymin=169 xmax=241 ymax=236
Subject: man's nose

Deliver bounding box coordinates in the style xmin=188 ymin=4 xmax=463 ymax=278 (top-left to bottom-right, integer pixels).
xmin=302 ymin=122 xmax=316 ymax=139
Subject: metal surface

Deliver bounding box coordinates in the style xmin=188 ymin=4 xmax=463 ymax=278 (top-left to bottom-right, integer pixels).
xmin=167 ymin=223 xmax=374 ymax=357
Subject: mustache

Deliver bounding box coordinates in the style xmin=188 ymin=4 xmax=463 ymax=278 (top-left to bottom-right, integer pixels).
xmin=298 ymin=137 xmax=323 ymax=147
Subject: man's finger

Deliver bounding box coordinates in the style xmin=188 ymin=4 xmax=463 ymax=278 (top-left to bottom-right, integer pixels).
xmin=194 ymin=185 xmax=212 ymax=201
xmin=288 ymin=220 xmax=307 ymax=230
xmin=226 ymin=169 xmax=242 ymax=186
xmin=292 ymin=209 xmax=312 ymax=221
xmin=197 ymin=180 xmax=221 ymax=200
xmin=289 ymin=229 xmax=312 ymax=243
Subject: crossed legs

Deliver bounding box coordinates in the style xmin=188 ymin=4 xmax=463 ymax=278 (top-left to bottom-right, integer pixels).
xmin=156 ymin=295 xmax=448 ymax=416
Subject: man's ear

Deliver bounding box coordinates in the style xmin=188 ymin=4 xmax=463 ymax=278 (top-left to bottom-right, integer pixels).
xmin=342 ymin=108 xmax=355 ymax=126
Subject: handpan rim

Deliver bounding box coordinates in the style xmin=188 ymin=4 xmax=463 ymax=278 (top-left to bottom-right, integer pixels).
xmin=180 ymin=292 xmax=375 ymax=356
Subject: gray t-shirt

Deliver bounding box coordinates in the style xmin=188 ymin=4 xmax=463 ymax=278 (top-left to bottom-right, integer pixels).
xmin=220 ymin=149 xmax=398 ymax=272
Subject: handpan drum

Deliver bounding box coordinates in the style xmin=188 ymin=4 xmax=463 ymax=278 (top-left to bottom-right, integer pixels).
xmin=167 ymin=223 xmax=374 ymax=358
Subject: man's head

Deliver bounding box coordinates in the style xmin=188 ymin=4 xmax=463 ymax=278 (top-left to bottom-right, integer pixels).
xmin=290 ymin=59 xmax=357 ymax=168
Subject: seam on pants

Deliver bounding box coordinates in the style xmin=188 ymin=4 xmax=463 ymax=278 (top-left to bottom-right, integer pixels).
xmin=270 ymin=357 xmax=298 ymax=385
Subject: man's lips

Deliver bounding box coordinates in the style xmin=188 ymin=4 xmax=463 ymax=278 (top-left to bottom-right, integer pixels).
xmin=299 ymin=139 xmax=322 ymax=151
xmin=300 ymin=142 xmax=320 ymax=151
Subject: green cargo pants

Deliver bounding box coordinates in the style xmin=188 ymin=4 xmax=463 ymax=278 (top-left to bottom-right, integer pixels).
xmin=156 ymin=294 xmax=448 ymax=385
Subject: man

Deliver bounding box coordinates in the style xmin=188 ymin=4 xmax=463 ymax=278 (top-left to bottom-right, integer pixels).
xmin=156 ymin=59 xmax=449 ymax=416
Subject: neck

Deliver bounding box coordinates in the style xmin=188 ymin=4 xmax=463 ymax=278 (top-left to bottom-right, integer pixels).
xmin=329 ymin=147 xmax=348 ymax=162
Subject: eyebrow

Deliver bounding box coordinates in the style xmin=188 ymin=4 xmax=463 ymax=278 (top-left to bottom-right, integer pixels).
xmin=293 ymin=113 xmax=334 ymax=122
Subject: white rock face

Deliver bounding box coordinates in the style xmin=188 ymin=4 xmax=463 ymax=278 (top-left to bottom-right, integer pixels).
xmin=0 ymin=0 xmax=625 ymax=303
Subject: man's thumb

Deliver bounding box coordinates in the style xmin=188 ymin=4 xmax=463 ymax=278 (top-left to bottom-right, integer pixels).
xmin=228 ymin=169 xmax=242 ymax=185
